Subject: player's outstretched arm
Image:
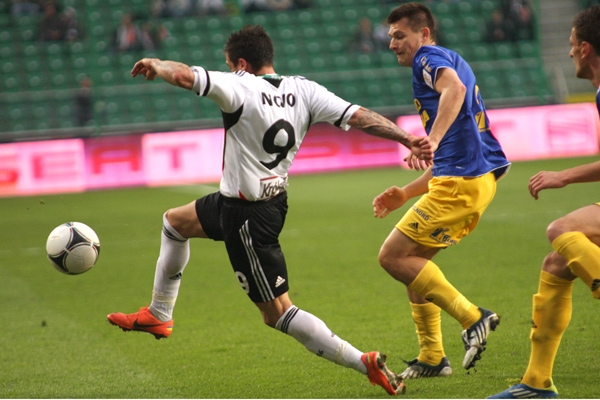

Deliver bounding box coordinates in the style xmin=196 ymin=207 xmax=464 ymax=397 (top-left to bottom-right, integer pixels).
xmin=373 ymin=168 xmax=432 ymax=218
xmin=529 ymin=160 xmax=600 ymax=199
xmin=131 ymin=58 xmax=195 ymax=90
xmin=349 ymin=107 xmax=433 ymax=163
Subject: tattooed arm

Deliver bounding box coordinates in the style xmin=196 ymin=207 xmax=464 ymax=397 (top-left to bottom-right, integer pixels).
xmin=131 ymin=58 xmax=195 ymax=89
xmin=348 ymin=107 xmax=433 ymax=163
xmin=349 ymin=107 xmax=412 ymax=145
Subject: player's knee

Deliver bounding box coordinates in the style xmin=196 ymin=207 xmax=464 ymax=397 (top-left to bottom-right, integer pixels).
xmin=261 ymin=310 xmax=281 ymax=329
xmin=162 ymin=209 xmax=178 ymax=230
xmin=263 ymin=316 xmax=277 ymax=328
xmin=542 ymin=251 xmax=563 ymax=273
xmin=164 ymin=205 xmax=200 ymax=238
xmin=258 ymin=298 xmax=290 ymax=329
xmin=546 ymin=217 xmax=571 ymax=243
xmin=542 ymin=251 xmax=577 ymax=280
xmin=164 ymin=208 xmax=181 ymax=228
xmin=378 ymin=247 xmax=397 ymax=273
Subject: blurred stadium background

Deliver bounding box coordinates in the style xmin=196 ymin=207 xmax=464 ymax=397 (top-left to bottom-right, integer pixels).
xmin=0 ymin=0 xmax=596 ymax=143
xmin=2 ymin=3 xmax=600 ymax=397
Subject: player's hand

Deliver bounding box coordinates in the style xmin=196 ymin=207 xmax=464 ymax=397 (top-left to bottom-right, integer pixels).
xmin=373 ymin=186 xmax=408 ymax=218
xmin=405 ymin=136 xmax=433 ymax=170
xmin=407 ymin=136 xmax=433 ymax=165
xmin=528 ymin=170 xmax=567 ymax=199
xmin=131 ymin=58 xmax=158 ymax=81
xmin=404 ymin=151 xmax=431 ymax=171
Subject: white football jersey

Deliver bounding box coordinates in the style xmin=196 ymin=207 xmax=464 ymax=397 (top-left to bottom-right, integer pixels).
xmin=191 ymin=67 xmax=360 ymax=201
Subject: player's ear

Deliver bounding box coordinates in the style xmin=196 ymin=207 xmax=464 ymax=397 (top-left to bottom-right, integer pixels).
xmin=581 ymin=41 xmax=591 ymax=58
xmin=421 ymin=26 xmax=432 ymax=42
xmin=237 ymin=58 xmax=256 ymax=74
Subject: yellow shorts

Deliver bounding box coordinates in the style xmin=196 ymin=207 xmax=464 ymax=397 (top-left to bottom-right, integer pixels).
xmin=396 ymin=172 xmax=498 ymax=248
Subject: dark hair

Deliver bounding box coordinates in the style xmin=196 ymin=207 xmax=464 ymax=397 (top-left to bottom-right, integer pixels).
xmin=224 ymin=25 xmax=274 ymax=70
xmin=386 ymin=2 xmax=436 ymax=41
xmin=573 ymin=5 xmax=600 ymax=55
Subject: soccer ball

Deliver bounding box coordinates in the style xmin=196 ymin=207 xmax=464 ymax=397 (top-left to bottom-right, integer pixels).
xmin=46 ymin=222 xmax=101 ymax=275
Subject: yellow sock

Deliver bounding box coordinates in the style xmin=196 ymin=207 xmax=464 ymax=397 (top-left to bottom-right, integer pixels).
xmin=410 ymin=302 xmax=445 ymax=365
xmin=552 ymin=231 xmax=600 ymax=299
xmin=522 ymin=271 xmax=573 ymax=389
xmin=408 ymin=260 xmax=480 ymax=329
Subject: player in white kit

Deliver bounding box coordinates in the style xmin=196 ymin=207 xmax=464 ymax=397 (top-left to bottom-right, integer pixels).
xmin=107 ymin=25 xmax=432 ymax=395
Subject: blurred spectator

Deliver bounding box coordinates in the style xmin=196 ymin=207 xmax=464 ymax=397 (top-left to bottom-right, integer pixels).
xmin=156 ymin=22 xmax=171 ymax=44
xmin=494 ymin=0 xmax=536 ymax=41
xmin=383 ymin=0 xmax=432 ymax=3
xmin=242 ymin=0 xmax=270 ymax=13
xmin=38 ymin=1 xmax=64 ymax=41
xmin=485 ymin=9 xmax=514 ymax=42
xmin=151 ymin=0 xmax=167 ymax=17
xmin=514 ymin=3 xmax=535 ymax=40
xmin=171 ymin=0 xmax=194 ymax=17
xmin=196 ymin=0 xmax=227 ymax=15
xmin=350 ymin=18 xmax=376 ymax=53
xmin=62 ymin=6 xmax=84 ymax=42
xmin=246 ymin=0 xmax=310 ymax=11
xmin=155 ymin=0 xmax=193 ymax=17
xmin=500 ymin=0 xmax=530 ymax=19
xmin=74 ymin=76 xmax=93 ymax=127
xmin=292 ymin=0 xmax=311 ymax=9
xmin=113 ymin=14 xmax=141 ymax=52
xmin=267 ymin=0 xmax=293 ymax=11
xmin=11 ymin=0 xmax=41 ymax=15
xmin=140 ymin=21 xmax=158 ymax=50
xmin=139 ymin=21 xmax=170 ymax=50
xmin=373 ymin=18 xmax=390 ymax=51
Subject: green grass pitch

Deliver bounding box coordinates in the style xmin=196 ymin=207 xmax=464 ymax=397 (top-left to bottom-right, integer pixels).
xmin=1 ymin=156 xmax=599 ymax=398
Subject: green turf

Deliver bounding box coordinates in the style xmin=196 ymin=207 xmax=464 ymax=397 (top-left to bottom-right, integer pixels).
xmin=1 ymin=157 xmax=599 ymax=398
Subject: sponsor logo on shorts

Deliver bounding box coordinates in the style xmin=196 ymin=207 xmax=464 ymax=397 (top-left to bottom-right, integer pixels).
xmin=411 ymin=205 xmax=430 ymax=221
xmin=275 ymin=276 xmax=286 ymax=288
xmin=429 ymin=227 xmax=457 ymax=245
xmin=408 ymin=222 xmax=419 ymax=231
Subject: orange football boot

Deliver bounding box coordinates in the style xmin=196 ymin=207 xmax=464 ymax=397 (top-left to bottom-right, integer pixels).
xmin=107 ymin=306 xmax=173 ymax=340
xmin=361 ymin=351 xmax=406 ymax=395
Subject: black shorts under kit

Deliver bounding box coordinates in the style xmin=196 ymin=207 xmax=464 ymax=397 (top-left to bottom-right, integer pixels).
xmin=195 ymin=191 xmax=290 ymax=303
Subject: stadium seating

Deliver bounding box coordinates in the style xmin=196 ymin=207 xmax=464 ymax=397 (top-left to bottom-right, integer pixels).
xmin=0 ymin=0 xmax=552 ymax=138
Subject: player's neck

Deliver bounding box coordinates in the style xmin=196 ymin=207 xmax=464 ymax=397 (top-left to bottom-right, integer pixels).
xmin=255 ymin=66 xmax=276 ymax=76
xmin=589 ymin=56 xmax=600 ymax=89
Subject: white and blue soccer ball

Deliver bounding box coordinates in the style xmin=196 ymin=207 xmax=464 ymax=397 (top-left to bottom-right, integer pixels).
xmin=46 ymin=222 xmax=101 ymax=275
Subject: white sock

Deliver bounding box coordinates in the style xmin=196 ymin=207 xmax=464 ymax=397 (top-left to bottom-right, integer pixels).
xmin=149 ymin=213 xmax=190 ymax=322
xmin=276 ymin=306 xmax=367 ymax=374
